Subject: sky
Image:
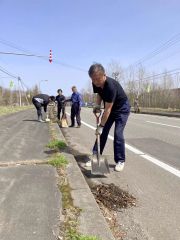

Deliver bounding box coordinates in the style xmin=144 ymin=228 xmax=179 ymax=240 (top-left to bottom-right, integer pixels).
xmin=0 ymin=0 xmax=180 ymax=96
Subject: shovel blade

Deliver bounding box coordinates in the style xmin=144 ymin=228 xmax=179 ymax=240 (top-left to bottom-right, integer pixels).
xmin=91 ymin=155 xmax=110 ymax=175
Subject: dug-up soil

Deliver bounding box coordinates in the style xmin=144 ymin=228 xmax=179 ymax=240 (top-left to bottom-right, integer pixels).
xmin=91 ymin=183 xmax=137 ymax=239
xmin=91 ymin=183 xmax=136 ymax=211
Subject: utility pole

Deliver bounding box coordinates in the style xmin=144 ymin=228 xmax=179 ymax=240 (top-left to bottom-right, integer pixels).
xmin=20 ymin=80 xmax=29 ymax=105
xmin=18 ymin=77 xmax=22 ymax=106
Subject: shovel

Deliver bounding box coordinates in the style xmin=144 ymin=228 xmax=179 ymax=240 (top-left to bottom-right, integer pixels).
xmin=91 ymin=113 xmax=110 ymax=175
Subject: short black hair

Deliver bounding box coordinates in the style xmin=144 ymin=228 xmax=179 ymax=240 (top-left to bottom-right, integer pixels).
xmin=88 ymin=63 xmax=105 ymax=77
xmin=57 ymin=89 xmax=62 ymax=93
xmin=49 ymin=96 xmax=56 ymax=101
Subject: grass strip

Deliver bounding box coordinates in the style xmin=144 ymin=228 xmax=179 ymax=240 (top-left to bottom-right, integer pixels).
xmin=0 ymin=105 xmax=33 ymax=116
xmin=57 ymin=167 xmax=101 ymax=240
xmin=46 ymin=139 xmax=67 ymax=150
xmin=48 ymin=154 xmax=68 ymax=167
xmin=48 ymin=123 xmax=101 ymax=240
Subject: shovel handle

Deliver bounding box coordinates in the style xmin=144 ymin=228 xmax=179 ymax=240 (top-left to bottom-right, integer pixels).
xmin=94 ymin=111 xmax=102 ymax=158
xmin=95 ymin=111 xmax=102 ymax=125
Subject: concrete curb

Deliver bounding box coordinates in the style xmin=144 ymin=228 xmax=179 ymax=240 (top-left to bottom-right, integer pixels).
xmin=54 ymin=124 xmax=115 ymax=240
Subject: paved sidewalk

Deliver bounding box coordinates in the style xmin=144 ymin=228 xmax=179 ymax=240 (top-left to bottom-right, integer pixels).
xmin=0 ymin=110 xmax=61 ymax=240
xmin=0 ymin=165 xmax=60 ymax=240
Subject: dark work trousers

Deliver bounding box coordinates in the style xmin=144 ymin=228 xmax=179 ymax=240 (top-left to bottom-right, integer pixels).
xmin=57 ymin=106 xmax=65 ymax=120
xmin=32 ymin=98 xmax=42 ymax=117
xmin=71 ymin=103 xmax=81 ymax=126
xmin=93 ymin=112 xmax=130 ymax=163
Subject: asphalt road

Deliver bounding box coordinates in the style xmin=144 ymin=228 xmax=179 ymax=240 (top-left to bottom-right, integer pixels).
xmin=0 ymin=110 xmax=50 ymax=163
xmin=63 ymin=107 xmax=180 ymax=240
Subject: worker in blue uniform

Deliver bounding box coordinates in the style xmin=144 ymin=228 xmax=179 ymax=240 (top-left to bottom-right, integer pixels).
xmin=65 ymin=86 xmax=82 ymax=128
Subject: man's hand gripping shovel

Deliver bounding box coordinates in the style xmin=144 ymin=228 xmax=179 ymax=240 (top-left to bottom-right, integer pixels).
xmin=91 ymin=111 xmax=110 ymax=175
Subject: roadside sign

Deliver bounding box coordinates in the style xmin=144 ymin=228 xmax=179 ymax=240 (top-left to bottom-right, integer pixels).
xmin=9 ymin=80 xmax=14 ymax=88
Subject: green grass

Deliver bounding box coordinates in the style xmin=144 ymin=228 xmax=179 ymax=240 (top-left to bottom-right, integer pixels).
xmin=66 ymin=225 xmax=101 ymax=240
xmin=48 ymin=154 xmax=68 ymax=167
xmin=77 ymin=236 xmax=100 ymax=240
xmin=46 ymin=139 xmax=67 ymax=149
xmin=66 ymin=232 xmax=101 ymax=240
xmin=0 ymin=105 xmax=33 ymax=116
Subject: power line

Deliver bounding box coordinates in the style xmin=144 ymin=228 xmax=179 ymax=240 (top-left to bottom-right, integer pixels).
xmin=0 ymin=38 xmax=35 ymax=54
xmin=142 ymin=70 xmax=180 ymax=81
xmin=0 ymin=50 xmax=87 ymax=72
xmin=0 ymin=38 xmax=87 ymax=72
xmin=0 ymin=76 xmax=11 ymax=78
xmin=20 ymin=78 xmax=29 ymax=90
xmin=0 ymin=65 xmax=30 ymax=90
xmin=145 ymin=49 xmax=180 ymax=68
xmin=134 ymin=33 xmax=180 ymax=65
xmin=131 ymin=68 xmax=180 ymax=82
xmin=0 ymin=65 xmax=18 ymax=79
xmin=52 ymin=59 xmax=87 ymax=72
xmin=0 ymin=51 xmax=47 ymax=58
xmin=1 ymin=35 xmax=179 ymax=75
xmin=0 ymin=38 xmax=50 ymax=63
xmin=129 ymin=32 xmax=180 ymax=69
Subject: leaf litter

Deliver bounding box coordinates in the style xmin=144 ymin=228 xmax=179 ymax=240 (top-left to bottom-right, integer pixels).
xmin=91 ymin=183 xmax=136 ymax=211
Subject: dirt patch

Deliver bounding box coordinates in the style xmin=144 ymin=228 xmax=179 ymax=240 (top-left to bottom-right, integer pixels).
xmin=91 ymin=183 xmax=136 ymax=211
xmin=90 ymin=183 xmax=137 ymax=240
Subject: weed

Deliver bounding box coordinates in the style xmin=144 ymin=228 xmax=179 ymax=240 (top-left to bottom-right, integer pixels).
xmin=48 ymin=155 xmax=68 ymax=167
xmin=46 ymin=139 xmax=67 ymax=149
xmin=66 ymin=232 xmax=101 ymax=240
xmin=60 ymin=183 xmax=73 ymax=209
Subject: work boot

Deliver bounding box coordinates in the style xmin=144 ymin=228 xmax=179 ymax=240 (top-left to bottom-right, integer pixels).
xmin=115 ymin=162 xmax=125 ymax=172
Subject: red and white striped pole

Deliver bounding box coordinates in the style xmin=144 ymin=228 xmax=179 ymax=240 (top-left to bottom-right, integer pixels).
xmin=49 ymin=49 xmax=52 ymax=63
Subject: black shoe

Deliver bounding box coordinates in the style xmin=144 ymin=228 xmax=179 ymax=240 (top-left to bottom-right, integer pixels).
xmin=76 ymin=125 xmax=81 ymax=128
xmin=69 ymin=125 xmax=75 ymax=127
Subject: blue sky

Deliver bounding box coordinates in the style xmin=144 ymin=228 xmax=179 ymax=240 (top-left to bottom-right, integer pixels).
xmin=0 ymin=0 xmax=180 ymax=96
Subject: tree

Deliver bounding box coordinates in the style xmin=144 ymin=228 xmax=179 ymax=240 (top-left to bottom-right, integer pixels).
xmin=106 ymin=60 xmax=124 ymax=83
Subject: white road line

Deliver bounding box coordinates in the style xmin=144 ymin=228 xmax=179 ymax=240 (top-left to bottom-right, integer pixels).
xmin=146 ymin=121 xmax=180 ymax=129
xmin=66 ymin=112 xmax=180 ymax=178
xmin=141 ymin=155 xmax=180 ymax=177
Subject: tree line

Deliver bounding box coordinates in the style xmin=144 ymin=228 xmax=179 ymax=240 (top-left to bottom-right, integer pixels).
xmin=1 ymin=61 xmax=180 ymax=110
xmin=0 ymin=84 xmax=39 ymax=106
